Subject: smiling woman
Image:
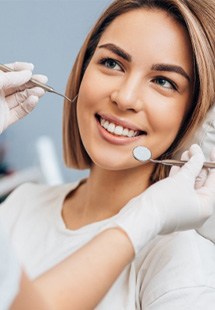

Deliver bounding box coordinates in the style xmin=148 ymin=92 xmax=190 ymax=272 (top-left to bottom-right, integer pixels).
xmin=64 ymin=0 xmax=214 ymax=180
xmin=75 ymin=8 xmax=193 ymax=172
xmin=1 ymin=0 xmax=215 ymax=309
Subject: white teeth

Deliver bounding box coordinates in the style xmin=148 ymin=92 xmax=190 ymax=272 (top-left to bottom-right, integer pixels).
xmin=122 ymin=128 xmax=129 ymax=136
xmin=101 ymin=118 xmax=106 ymax=126
xmin=115 ymin=125 xmax=123 ymax=135
xmin=104 ymin=120 xmax=109 ymax=129
xmin=108 ymin=123 xmax=115 ymax=133
xmin=128 ymin=130 xmax=135 ymax=137
xmin=100 ymin=117 xmax=139 ymax=137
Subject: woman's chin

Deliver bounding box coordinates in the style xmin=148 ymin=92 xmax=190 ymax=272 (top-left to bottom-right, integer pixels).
xmin=90 ymin=153 xmax=141 ymax=171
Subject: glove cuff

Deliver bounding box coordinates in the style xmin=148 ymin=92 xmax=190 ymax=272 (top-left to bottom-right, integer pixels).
xmin=103 ymin=195 xmax=161 ymax=256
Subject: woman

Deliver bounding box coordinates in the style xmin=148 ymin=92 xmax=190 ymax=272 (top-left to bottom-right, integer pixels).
xmin=1 ymin=0 xmax=215 ymax=309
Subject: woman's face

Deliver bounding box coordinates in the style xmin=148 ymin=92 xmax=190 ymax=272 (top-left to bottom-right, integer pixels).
xmin=77 ymin=8 xmax=193 ymax=170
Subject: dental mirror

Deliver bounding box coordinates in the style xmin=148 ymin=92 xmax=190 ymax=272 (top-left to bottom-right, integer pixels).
xmin=133 ymin=146 xmax=152 ymax=163
xmin=133 ymin=146 xmax=215 ymax=168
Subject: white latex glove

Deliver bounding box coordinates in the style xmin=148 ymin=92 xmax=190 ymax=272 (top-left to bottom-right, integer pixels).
xmin=0 ymin=223 xmax=21 ymax=310
xmin=178 ymin=105 xmax=215 ymax=243
xmin=0 ymin=62 xmax=48 ymax=134
xmin=111 ymin=144 xmax=214 ymax=255
xmin=193 ymin=149 xmax=215 ymax=243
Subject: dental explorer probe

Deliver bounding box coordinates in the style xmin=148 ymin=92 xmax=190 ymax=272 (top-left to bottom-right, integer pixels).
xmin=133 ymin=146 xmax=215 ymax=169
xmin=0 ymin=64 xmax=72 ymax=102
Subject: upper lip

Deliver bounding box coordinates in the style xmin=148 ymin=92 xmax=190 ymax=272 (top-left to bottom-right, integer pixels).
xmin=97 ymin=113 xmax=147 ymax=133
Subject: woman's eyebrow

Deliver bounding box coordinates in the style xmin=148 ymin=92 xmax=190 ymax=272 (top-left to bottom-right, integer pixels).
xmin=151 ymin=64 xmax=191 ymax=82
xmin=97 ymin=44 xmax=191 ymax=82
xmin=98 ymin=43 xmax=132 ymax=62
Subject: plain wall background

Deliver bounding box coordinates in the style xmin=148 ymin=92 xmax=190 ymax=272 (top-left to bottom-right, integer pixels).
xmin=0 ymin=0 xmax=111 ymax=183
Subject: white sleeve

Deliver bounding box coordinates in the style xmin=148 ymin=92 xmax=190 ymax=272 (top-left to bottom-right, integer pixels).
xmin=143 ymin=286 xmax=215 ymax=309
xmin=0 ymin=224 xmax=21 ymax=310
xmin=137 ymin=232 xmax=215 ymax=309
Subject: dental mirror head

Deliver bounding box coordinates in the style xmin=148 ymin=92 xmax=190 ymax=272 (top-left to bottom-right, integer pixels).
xmin=133 ymin=146 xmax=152 ymax=163
xmin=133 ymin=145 xmax=215 ymax=168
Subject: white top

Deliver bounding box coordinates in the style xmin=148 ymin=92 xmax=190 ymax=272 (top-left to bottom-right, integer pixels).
xmin=0 ymin=181 xmax=215 ymax=309
xmin=0 ymin=223 xmax=21 ymax=310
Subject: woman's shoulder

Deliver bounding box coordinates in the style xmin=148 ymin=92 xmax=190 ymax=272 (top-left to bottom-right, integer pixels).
xmin=135 ymin=230 xmax=215 ymax=306
xmin=0 ymin=181 xmax=80 ymax=227
xmin=2 ymin=180 xmax=79 ymax=204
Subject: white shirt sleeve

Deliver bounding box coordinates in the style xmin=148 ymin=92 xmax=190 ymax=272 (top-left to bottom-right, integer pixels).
xmin=144 ymin=286 xmax=215 ymax=309
xmin=137 ymin=231 xmax=215 ymax=309
xmin=0 ymin=223 xmax=21 ymax=310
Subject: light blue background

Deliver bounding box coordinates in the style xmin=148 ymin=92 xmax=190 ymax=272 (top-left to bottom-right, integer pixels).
xmin=0 ymin=0 xmax=111 ymax=182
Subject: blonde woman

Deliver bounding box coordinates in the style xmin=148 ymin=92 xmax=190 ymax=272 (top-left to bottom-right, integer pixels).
xmin=1 ymin=0 xmax=215 ymax=309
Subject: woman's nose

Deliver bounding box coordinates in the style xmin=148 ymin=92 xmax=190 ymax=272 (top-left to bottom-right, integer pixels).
xmin=110 ymin=77 xmax=144 ymax=112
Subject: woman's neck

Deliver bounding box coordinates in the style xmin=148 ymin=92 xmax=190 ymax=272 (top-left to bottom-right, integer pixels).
xmin=87 ymin=165 xmax=152 ymax=213
xmin=62 ymin=163 xmax=154 ymax=230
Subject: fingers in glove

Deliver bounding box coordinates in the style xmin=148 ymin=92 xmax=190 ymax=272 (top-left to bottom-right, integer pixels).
xmin=178 ymin=144 xmax=205 ymax=181
xmin=6 ymin=87 xmax=45 ymax=109
xmin=7 ymin=95 xmax=39 ymax=127
xmin=169 ymin=150 xmax=189 ymax=177
xmin=5 ymin=62 xmax=34 ymax=72
xmin=13 ymin=74 xmax=48 ymax=93
xmin=25 ymin=74 xmax=48 ymax=89
xmin=182 ymin=148 xmax=209 ymax=189
xmin=31 ymin=74 xmax=48 ymax=84
xmin=169 ymin=145 xmax=206 ymax=185
xmin=203 ymin=147 xmax=215 ymax=191
xmin=210 ymin=146 xmax=215 ymax=161
xmin=1 ymin=63 xmax=47 ymax=96
xmin=0 ymin=70 xmax=32 ymax=95
xmin=195 ymin=168 xmax=208 ymax=189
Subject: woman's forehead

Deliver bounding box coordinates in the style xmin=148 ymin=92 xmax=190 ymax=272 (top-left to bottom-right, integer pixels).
xmin=97 ymin=9 xmax=193 ymax=76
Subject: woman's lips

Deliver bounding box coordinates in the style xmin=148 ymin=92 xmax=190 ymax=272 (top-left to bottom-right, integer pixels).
xmin=96 ymin=114 xmax=147 ymax=145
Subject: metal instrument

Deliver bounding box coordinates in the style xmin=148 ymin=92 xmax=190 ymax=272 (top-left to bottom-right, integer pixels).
xmin=133 ymin=146 xmax=215 ymax=168
xmin=0 ymin=63 xmax=72 ymax=102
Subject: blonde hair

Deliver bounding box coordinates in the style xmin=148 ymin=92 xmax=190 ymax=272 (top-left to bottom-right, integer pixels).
xmin=63 ymin=0 xmax=215 ymax=182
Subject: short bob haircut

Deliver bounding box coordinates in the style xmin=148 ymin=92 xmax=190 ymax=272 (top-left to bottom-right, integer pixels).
xmin=63 ymin=0 xmax=215 ymax=183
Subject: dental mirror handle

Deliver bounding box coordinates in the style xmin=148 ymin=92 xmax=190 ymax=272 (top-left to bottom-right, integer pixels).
xmin=0 ymin=63 xmax=72 ymax=102
xmin=151 ymin=158 xmax=215 ymax=169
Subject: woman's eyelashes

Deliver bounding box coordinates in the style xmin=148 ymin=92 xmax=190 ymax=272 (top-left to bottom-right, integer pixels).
xmin=152 ymin=76 xmax=178 ymax=91
xmin=99 ymin=57 xmax=124 ymax=72
xmin=98 ymin=57 xmax=178 ymax=92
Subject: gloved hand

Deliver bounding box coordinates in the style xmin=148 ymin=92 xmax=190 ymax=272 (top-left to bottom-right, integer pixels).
xmin=177 ymin=105 xmax=215 ymax=243
xmin=111 ymin=144 xmax=215 ymax=255
xmin=0 ymin=62 xmax=48 ymax=134
xmin=193 ymin=149 xmax=215 ymax=243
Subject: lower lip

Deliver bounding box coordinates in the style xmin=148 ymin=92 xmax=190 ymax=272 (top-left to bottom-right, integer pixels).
xmin=96 ymin=118 xmax=143 ymax=145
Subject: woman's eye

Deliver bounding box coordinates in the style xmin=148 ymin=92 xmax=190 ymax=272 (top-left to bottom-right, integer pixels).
xmin=153 ymin=77 xmax=177 ymax=90
xmin=100 ymin=58 xmax=122 ymax=71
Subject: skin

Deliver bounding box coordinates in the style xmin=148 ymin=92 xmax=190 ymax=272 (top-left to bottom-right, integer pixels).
xmin=63 ymin=8 xmax=193 ymax=230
